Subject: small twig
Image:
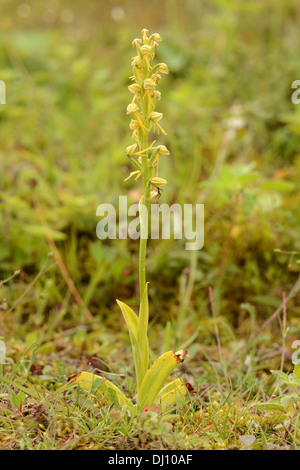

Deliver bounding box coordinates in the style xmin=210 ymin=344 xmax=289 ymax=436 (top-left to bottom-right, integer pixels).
xmin=280 ymin=291 xmax=287 ymax=372
xmin=209 ymin=286 xmax=232 ymax=391
xmin=177 ymin=250 xmax=197 ymax=336
xmin=4 ymin=260 xmax=55 ymax=317
xmin=251 ymin=276 xmax=300 ymax=342
xmin=258 ymin=349 xmax=282 ymax=362
xmin=230 ymin=276 xmax=300 ymax=364
xmin=208 ymin=286 xmax=223 ymax=363
xmin=0 ymin=270 xmax=21 ymax=287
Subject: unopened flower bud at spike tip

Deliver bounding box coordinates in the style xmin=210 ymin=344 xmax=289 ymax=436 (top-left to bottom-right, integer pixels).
xmin=141 ymin=28 xmax=149 ymax=39
xmin=150 ymin=33 xmax=162 ymax=43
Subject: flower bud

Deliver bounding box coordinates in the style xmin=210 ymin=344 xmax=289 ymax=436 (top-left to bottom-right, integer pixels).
xmin=143 ymin=78 xmax=156 ymax=90
xmin=140 ymin=45 xmax=153 ymax=55
xmin=129 ymin=119 xmax=139 ymax=130
xmin=127 ymin=103 xmax=139 ymax=115
xmin=152 ymin=90 xmax=161 ymax=101
xmin=150 ymin=177 xmax=167 ymax=187
xmin=149 ymin=111 xmax=163 ymax=123
xmin=149 ymin=33 xmax=162 ymax=43
xmin=131 ymin=55 xmax=142 ymax=68
xmin=126 ymin=143 xmax=138 ymax=156
xmin=132 ymin=38 xmax=142 ymax=48
xmin=157 ymin=63 xmax=169 ymax=74
xmin=128 ymin=83 xmax=141 ymax=94
xmin=142 ymin=28 xmax=149 ymax=40
xmin=157 ymin=145 xmax=170 ymax=155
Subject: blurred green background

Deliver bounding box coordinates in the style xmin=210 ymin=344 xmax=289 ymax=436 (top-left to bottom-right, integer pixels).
xmin=1 ymin=0 xmax=300 ymax=350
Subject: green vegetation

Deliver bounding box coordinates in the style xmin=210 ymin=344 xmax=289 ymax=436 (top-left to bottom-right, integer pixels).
xmin=0 ymin=0 xmax=299 ymax=450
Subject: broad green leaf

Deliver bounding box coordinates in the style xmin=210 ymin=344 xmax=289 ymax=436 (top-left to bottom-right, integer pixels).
xmin=280 ymin=394 xmax=298 ymax=409
xmin=9 ymin=391 xmax=26 ymax=409
xmin=270 ymin=370 xmax=291 ymax=385
xmin=137 ymin=350 xmax=188 ymax=410
xmin=289 ymin=373 xmax=300 ymax=388
xmin=116 ymin=300 xmax=144 ymax=391
xmin=127 ymin=326 xmax=145 ymax=393
xmin=156 ymin=378 xmax=185 ymax=399
xmin=106 ymin=387 xmax=121 ymax=410
xmin=256 ymin=396 xmax=287 ymax=412
xmin=257 ymin=393 xmax=300 ymax=412
xmin=68 ymin=371 xmax=134 ymax=412
xmin=271 ymin=369 xmax=300 ymax=388
xmin=116 ymin=300 xmax=138 ymax=339
xmin=157 ymin=379 xmax=193 ymax=412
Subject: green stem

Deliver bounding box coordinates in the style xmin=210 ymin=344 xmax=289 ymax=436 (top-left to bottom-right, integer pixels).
xmin=139 ymin=61 xmax=151 ymax=304
xmin=139 ymin=133 xmax=150 ymax=302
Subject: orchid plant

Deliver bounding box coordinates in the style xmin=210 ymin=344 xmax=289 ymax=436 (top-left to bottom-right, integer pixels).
xmin=68 ymin=29 xmax=192 ymax=416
